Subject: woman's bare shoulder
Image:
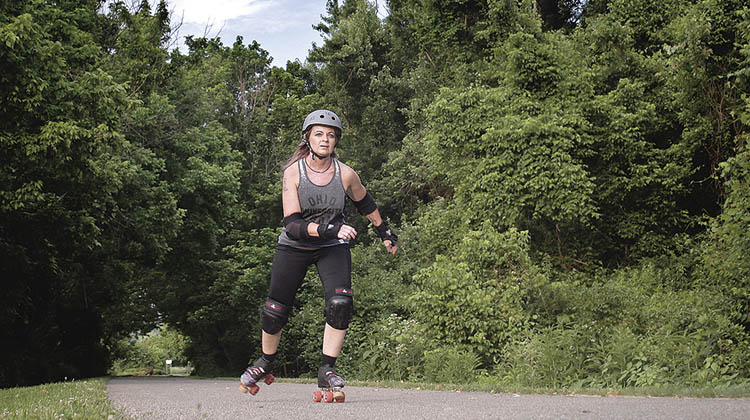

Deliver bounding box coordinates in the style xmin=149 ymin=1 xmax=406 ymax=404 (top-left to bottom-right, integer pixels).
xmin=283 ymin=160 xmax=301 ymax=185
xmin=337 ymin=159 xmax=366 ymax=199
xmin=337 ymin=159 xmax=359 ymax=180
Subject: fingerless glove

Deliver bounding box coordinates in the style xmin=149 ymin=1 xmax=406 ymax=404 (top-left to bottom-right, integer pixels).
xmin=373 ymin=221 xmax=397 ymax=244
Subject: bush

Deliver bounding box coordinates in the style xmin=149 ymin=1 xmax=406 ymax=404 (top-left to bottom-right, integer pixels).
xmin=411 ymin=223 xmax=544 ymax=366
xmin=110 ymin=324 xmax=190 ymax=375
xmin=349 ymin=314 xmax=428 ymax=381
xmin=702 ymin=149 xmax=750 ymax=327
xmin=501 ymin=327 xmax=590 ymax=388
xmin=423 ymin=346 xmax=483 ymax=384
xmin=499 ymin=264 xmax=749 ymax=388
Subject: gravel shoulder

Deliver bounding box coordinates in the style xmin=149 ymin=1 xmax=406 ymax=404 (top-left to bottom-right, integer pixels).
xmin=106 ymin=376 xmax=750 ymax=420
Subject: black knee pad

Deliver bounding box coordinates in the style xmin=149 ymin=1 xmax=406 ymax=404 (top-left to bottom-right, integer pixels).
xmin=260 ymin=299 xmax=289 ymax=334
xmin=325 ymin=288 xmax=354 ymax=330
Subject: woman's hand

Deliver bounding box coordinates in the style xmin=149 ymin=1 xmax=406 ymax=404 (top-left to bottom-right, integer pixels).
xmin=383 ymin=240 xmax=398 ymax=254
xmin=337 ymin=224 xmax=357 ymax=241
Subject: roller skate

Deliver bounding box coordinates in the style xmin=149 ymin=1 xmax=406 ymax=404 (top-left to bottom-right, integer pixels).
xmin=239 ymin=356 xmax=275 ymax=396
xmin=312 ymin=365 xmax=345 ymax=403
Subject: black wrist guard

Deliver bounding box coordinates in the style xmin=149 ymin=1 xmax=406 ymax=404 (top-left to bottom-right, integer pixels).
xmin=353 ymin=191 xmax=378 ymax=215
xmin=317 ymin=221 xmax=343 ymax=240
xmin=373 ymin=221 xmax=397 ymax=244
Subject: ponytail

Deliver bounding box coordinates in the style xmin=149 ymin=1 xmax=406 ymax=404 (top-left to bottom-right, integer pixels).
xmin=283 ymin=142 xmax=310 ymax=171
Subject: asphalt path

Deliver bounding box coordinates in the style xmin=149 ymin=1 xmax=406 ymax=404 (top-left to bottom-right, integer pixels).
xmin=107 ymin=376 xmax=750 ymax=420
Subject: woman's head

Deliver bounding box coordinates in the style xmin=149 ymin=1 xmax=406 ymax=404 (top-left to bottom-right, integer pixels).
xmin=283 ymin=109 xmax=342 ymax=170
xmin=305 ymin=124 xmax=339 ymax=150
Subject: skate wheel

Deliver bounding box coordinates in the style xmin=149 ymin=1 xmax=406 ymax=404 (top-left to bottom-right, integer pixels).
xmin=333 ymin=391 xmax=345 ymax=403
xmin=322 ymin=391 xmax=335 ymax=403
xmin=264 ymin=374 xmax=275 ymax=385
xmin=239 ymin=384 xmax=248 ymax=393
xmin=248 ymin=384 xmax=260 ymax=396
xmin=313 ymin=391 xmax=323 ymax=402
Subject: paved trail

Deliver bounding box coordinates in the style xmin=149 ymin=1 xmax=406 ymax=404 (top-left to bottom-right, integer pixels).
xmin=107 ymin=377 xmax=749 ymax=420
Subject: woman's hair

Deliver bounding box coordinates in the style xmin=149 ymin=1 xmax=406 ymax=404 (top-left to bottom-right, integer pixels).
xmin=282 ymin=127 xmax=340 ymax=171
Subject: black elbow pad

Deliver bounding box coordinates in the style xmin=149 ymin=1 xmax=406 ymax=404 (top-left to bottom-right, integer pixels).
xmin=353 ymin=191 xmax=378 ymax=215
xmin=284 ymin=213 xmax=310 ymax=240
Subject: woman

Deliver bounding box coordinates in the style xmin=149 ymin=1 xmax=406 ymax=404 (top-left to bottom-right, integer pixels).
xmin=239 ymin=109 xmax=398 ymax=399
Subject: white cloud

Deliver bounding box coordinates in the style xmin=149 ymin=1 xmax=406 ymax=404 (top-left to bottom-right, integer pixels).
xmin=167 ymin=0 xmax=328 ymax=65
xmin=171 ymin=0 xmax=271 ymax=25
xmin=167 ymin=0 xmax=380 ymax=65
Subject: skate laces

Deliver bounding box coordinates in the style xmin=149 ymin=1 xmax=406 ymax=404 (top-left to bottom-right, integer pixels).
xmin=324 ymin=369 xmax=345 ymax=387
xmin=240 ymin=366 xmax=266 ymax=386
xmin=248 ymin=366 xmax=265 ymax=376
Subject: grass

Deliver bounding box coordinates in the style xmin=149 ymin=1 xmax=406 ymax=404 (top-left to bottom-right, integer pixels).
xmin=0 ymin=377 xmax=127 ymax=420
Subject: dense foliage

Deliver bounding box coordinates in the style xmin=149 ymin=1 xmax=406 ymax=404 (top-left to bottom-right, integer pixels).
xmin=110 ymin=324 xmax=190 ymax=375
xmin=1 ymin=0 xmax=749 ymax=389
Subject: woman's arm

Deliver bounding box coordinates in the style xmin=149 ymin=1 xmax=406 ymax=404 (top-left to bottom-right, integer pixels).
xmin=280 ymin=164 xmax=312 ymax=240
xmin=281 ymin=165 xmax=301 ymax=217
xmin=341 ymin=164 xmax=398 ymax=254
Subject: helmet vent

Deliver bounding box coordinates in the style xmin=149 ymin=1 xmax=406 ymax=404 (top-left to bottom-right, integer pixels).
xmin=303 ymin=109 xmax=342 ymax=133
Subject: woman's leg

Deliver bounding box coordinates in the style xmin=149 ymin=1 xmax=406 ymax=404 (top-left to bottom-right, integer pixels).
xmin=261 ymin=330 xmax=282 ymax=355
xmin=322 ymin=324 xmax=347 ymax=357
xmin=315 ymin=245 xmax=352 ymax=361
xmin=258 ymin=246 xmax=312 ymax=356
xmin=241 ymin=246 xmax=312 ymax=391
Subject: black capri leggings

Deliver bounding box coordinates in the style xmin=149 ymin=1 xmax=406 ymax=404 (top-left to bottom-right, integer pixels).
xmin=267 ymin=244 xmax=352 ymax=307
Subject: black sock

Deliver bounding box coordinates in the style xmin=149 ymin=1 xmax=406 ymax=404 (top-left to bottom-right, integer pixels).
xmin=262 ymin=352 xmax=277 ymax=363
xmin=321 ymin=354 xmax=337 ymax=368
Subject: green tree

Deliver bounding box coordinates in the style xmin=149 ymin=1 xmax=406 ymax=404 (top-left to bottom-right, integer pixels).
xmin=309 ymin=0 xmax=400 ymax=178
xmin=0 ymin=0 xmax=181 ymax=387
xmin=100 ymin=0 xmax=172 ymax=96
xmin=667 ymin=0 xmax=748 ymax=200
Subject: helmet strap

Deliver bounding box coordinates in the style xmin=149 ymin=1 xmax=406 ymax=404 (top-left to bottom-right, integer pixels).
xmin=304 ymin=138 xmax=327 ymax=160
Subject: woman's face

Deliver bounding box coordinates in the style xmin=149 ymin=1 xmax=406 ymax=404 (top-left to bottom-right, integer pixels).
xmin=307 ymin=125 xmax=338 ymax=157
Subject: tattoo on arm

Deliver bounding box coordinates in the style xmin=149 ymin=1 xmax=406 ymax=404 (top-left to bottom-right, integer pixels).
xmin=366 ymin=210 xmax=382 ymax=226
xmin=283 ymin=176 xmax=288 ymax=192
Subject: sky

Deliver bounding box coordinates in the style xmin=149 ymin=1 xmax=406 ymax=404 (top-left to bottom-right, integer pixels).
xmin=166 ymin=0 xmax=387 ymax=67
